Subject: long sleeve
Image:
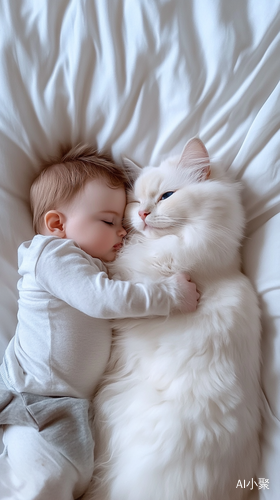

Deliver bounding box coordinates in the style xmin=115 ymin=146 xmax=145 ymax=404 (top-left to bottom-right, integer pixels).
xmin=30 ymin=237 xmax=173 ymax=319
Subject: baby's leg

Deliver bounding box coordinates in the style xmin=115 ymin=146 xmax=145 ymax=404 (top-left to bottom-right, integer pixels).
xmin=0 ymin=424 xmax=92 ymax=500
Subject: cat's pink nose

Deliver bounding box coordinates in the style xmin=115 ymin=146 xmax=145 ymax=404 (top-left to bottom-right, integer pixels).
xmin=138 ymin=210 xmax=150 ymax=221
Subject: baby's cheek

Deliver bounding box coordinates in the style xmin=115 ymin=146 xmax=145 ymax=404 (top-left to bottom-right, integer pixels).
xmin=101 ymin=226 xmax=112 ymax=243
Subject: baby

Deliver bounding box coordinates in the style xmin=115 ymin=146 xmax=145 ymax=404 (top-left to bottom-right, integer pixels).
xmin=0 ymin=145 xmax=199 ymax=500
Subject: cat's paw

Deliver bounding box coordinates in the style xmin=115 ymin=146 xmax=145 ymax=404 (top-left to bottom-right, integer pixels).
xmin=151 ymin=235 xmax=181 ymax=276
xmin=152 ymin=256 xmax=175 ymax=276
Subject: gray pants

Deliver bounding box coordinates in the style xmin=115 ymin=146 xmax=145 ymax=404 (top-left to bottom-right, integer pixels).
xmin=0 ymin=373 xmax=95 ymax=498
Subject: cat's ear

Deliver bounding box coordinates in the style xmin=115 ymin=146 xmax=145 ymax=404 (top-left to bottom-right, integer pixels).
xmin=121 ymin=157 xmax=142 ymax=186
xmin=177 ymin=138 xmax=210 ymax=181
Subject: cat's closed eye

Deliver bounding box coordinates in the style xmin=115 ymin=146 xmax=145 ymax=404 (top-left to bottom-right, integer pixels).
xmin=159 ymin=191 xmax=174 ymax=201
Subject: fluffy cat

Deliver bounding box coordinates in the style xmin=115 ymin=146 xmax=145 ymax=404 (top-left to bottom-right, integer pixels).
xmin=86 ymin=138 xmax=261 ymax=500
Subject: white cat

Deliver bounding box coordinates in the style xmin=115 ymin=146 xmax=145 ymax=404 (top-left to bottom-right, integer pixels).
xmin=88 ymin=138 xmax=261 ymax=500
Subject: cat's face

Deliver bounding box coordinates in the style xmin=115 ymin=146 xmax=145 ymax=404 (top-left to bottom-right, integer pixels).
xmin=126 ymin=167 xmax=188 ymax=238
xmin=120 ymin=138 xmax=244 ymax=275
xmin=125 ymin=138 xmax=212 ymax=239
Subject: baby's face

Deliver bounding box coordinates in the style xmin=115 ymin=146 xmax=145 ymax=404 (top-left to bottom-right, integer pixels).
xmin=61 ymin=179 xmax=127 ymax=261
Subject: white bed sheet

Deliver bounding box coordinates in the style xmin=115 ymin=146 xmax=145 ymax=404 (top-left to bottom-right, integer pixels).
xmin=0 ymin=1 xmax=279 ymax=498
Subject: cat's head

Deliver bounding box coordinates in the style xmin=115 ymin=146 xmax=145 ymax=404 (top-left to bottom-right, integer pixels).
xmin=123 ymin=138 xmax=244 ymax=266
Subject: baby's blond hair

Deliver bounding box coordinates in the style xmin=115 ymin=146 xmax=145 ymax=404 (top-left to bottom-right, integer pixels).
xmin=30 ymin=144 xmax=129 ymax=234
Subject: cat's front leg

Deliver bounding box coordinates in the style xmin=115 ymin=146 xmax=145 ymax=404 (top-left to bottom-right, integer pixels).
xmin=149 ymin=235 xmax=183 ymax=276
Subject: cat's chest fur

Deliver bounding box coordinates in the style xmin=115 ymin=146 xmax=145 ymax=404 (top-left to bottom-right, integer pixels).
xmin=109 ymin=234 xmax=182 ymax=281
xmin=108 ymin=232 xmax=232 ymax=299
xmin=108 ymin=229 xmax=248 ymax=373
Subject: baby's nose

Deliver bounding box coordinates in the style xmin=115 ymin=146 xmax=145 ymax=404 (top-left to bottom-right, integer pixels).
xmin=119 ymin=227 xmax=127 ymax=236
xmin=138 ymin=210 xmax=150 ymax=221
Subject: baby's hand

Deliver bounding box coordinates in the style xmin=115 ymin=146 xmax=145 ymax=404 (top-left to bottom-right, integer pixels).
xmin=173 ymin=273 xmax=200 ymax=313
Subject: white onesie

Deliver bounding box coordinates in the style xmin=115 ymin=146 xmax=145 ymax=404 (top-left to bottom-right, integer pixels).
xmin=0 ymin=235 xmax=175 ymax=500
xmin=1 ymin=234 xmax=175 ymax=399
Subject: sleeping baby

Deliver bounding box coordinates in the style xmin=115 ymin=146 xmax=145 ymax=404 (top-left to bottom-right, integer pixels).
xmin=0 ymin=144 xmax=199 ymax=500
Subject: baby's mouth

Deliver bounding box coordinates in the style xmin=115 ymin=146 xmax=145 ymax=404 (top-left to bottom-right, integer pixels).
xmin=113 ymin=243 xmax=123 ymax=250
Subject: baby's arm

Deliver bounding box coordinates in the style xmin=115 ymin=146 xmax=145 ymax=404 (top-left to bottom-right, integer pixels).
xmin=89 ymin=271 xmax=199 ymax=317
xmin=35 ymin=239 xmax=199 ymax=319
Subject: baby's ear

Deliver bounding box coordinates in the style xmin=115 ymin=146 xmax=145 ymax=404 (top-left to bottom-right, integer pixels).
xmin=44 ymin=210 xmax=66 ymax=237
xmin=177 ymin=137 xmax=210 ymax=181
xmin=121 ymin=157 xmax=142 ymax=186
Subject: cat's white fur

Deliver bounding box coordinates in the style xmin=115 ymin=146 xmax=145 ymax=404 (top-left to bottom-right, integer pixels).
xmin=87 ymin=138 xmax=261 ymax=500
